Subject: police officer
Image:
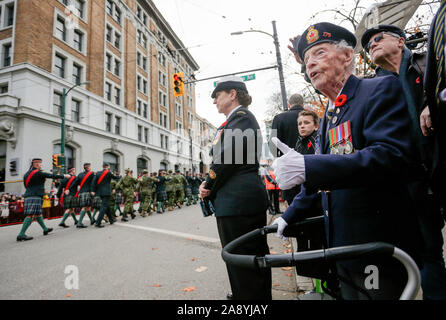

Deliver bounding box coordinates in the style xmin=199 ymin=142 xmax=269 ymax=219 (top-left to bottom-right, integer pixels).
xmin=272 ymin=22 xmax=422 ymax=299
xmin=116 ymin=168 xmax=138 ymax=221
xmin=91 ymin=163 xmax=118 ymax=228
xmin=73 ymin=163 xmax=96 ymax=228
xmin=17 ymin=158 xmax=69 ymax=241
xmin=57 ymin=167 xmax=79 ymax=228
xmin=199 ymin=76 xmax=271 ymax=300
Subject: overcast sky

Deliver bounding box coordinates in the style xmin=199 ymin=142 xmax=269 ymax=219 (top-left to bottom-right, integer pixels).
xmin=151 ymin=0 xmax=431 ymax=128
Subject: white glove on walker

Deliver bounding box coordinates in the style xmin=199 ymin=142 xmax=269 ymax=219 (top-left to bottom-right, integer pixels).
xmin=271 ymin=137 xmax=306 ymax=190
xmin=271 ymin=217 xmax=288 ymax=240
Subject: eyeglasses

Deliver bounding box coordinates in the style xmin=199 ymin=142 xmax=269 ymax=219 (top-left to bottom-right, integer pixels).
xmin=365 ymin=32 xmax=401 ymax=52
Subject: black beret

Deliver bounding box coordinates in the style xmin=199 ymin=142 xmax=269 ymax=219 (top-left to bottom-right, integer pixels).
xmin=103 ymin=162 xmax=110 ymax=167
xmin=361 ymin=24 xmax=406 ymax=51
xmin=83 ymin=162 xmax=91 ymax=166
xmin=32 ymin=158 xmax=42 ymax=162
xmin=297 ymin=22 xmax=357 ymax=61
xmin=211 ymin=76 xmax=248 ymax=99
xmin=68 ymin=167 xmax=75 ymax=172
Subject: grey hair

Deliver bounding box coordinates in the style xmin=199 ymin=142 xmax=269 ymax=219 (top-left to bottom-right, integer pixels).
xmin=334 ymin=40 xmax=356 ymax=73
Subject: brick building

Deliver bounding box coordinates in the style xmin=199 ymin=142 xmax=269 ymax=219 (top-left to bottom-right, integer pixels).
xmin=0 ymin=0 xmax=216 ymax=194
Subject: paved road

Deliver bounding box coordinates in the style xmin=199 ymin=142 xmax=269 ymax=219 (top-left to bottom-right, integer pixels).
xmin=0 ymin=203 xmax=298 ymax=300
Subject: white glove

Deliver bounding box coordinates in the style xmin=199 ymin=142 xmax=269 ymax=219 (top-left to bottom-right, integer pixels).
xmin=271 ymin=137 xmax=306 ymax=190
xmin=271 ymin=217 xmax=288 ymax=240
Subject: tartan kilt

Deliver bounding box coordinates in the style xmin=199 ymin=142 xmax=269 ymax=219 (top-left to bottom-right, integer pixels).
xmin=24 ymin=197 xmax=43 ymax=216
xmin=185 ymin=186 xmax=192 ymax=197
xmin=77 ymin=192 xmax=92 ymax=208
xmin=92 ymin=196 xmax=102 ymax=209
xmin=63 ymin=194 xmax=78 ymax=209
xmin=157 ymin=190 xmax=168 ymax=202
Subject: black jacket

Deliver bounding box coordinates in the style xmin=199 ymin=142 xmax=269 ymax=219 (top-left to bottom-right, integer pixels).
xmin=91 ymin=170 xmax=116 ymax=197
xmin=205 ymin=107 xmax=268 ymax=217
xmin=270 ymin=105 xmax=304 ymax=157
xmin=23 ymin=169 xmax=64 ymax=198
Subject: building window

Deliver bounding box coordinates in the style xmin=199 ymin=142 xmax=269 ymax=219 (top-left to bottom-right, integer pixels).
xmin=106 ymin=53 xmax=112 ymax=71
xmin=137 ymin=125 xmax=142 ymax=141
xmin=114 ymin=32 xmax=120 ymax=49
xmin=5 ymin=3 xmax=14 ymax=27
xmin=159 ymin=91 xmax=167 ymax=107
xmin=54 ymin=54 xmax=65 ymax=78
xmin=71 ymin=99 xmax=80 ymax=122
xmin=143 ymin=103 xmax=148 ymax=118
xmin=3 ymin=43 xmax=11 ymax=67
xmin=106 ymin=25 xmax=112 ymax=42
xmin=137 ymin=6 xmax=142 ymax=19
xmin=114 ymin=87 xmax=120 ymax=105
xmin=53 ymin=92 xmax=63 ymax=116
xmin=144 ymin=128 xmax=148 ymax=143
xmin=114 ymin=59 xmax=120 ymax=76
xmin=74 ymin=0 xmax=84 ymax=19
xmin=137 ymin=100 xmax=141 ymax=116
xmin=143 ymin=13 xmax=147 ymax=26
xmin=73 ymin=30 xmax=83 ymax=51
xmin=158 ymin=52 xmax=166 ymax=68
xmin=105 ymin=112 xmax=112 ymax=132
xmin=0 ymin=83 xmax=8 ymax=93
xmin=114 ymin=7 xmax=121 ymax=24
xmin=115 ymin=116 xmax=121 ymax=135
xmin=56 ymin=17 xmax=66 ymax=41
xmin=137 ymin=52 xmax=141 ymax=67
xmin=72 ymin=63 xmax=81 ymax=85
xmin=142 ymin=57 xmax=147 ymax=71
xmin=105 ymin=82 xmax=112 ymax=101
xmin=106 ymin=0 xmax=113 ymax=16
xmin=143 ymin=79 xmax=147 ymax=94
xmin=142 ymin=34 xmax=147 ymax=49
xmin=104 ymin=152 xmax=119 ymax=172
xmin=137 ymin=75 xmax=141 ymax=91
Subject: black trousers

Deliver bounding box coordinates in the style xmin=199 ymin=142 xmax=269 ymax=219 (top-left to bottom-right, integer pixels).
xmin=96 ymin=196 xmax=114 ymax=226
xmin=283 ymin=185 xmax=301 ymax=206
xmin=216 ymin=214 xmax=272 ymax=300
xmin=267 ymin=189 xmax=280 ymax=213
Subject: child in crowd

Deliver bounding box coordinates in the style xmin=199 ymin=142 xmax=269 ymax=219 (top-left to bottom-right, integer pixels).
xmin=295 ymin=109 xmax=320 ymax=154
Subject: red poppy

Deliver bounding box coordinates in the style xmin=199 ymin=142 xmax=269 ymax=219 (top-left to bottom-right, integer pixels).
xmin=307 ymin=141 xmax=312 ymax=149
xmin=416 ymin=77 xmax=421 ymax=84
xmin=335 ymin=94 xmax=347 ymax=107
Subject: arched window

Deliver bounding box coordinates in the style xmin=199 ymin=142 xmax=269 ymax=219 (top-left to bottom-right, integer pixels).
xmin=160 ymin=162 xmax=167 ymax=171
xmin=53 ymin=144 xmax=75 ymax=169
xmin=104 ymin=152 xmax=119 ymax=173
xmin=137 ymin=158 xmax=148 ymax=176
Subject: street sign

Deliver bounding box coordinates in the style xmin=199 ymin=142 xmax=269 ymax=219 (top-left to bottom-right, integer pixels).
xmin=214 ymin=74 xmax=256 ymax=87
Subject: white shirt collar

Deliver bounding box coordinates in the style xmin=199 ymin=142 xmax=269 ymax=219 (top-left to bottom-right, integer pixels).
xmin=226 ymin=105 xmax=243 ymax=120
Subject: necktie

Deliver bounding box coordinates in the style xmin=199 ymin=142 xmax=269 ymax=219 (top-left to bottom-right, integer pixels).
xmin=434 ymin=0 xmax=446 ymax=102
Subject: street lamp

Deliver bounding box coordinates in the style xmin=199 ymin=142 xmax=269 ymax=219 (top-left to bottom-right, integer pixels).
xmin=60 ymin=80 xmax=90 ymax=173
xmin=231 ymin=21 xmax=288 ymax=111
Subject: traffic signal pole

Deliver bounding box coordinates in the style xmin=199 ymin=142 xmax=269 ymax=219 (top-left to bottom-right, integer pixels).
xmin=61 ymin=88 xmax=66 ymax=174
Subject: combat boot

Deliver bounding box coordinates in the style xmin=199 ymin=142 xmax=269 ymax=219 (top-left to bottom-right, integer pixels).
xmin=17 ymin=235 xmax=33 ymax=241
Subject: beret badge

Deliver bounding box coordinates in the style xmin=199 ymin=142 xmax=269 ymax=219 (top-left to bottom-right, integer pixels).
xmin=306 ymin=26 xmax=319 ymax=44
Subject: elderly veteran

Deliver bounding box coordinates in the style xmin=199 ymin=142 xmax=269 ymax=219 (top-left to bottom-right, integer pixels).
xmin=199 ymin=76 xmax=270 ymax=300
xmin=17 ymin=158 xmax=70 ymax=241
xmin=271 ymin=22 xmax=422 ymax=300
xmin=362 ymin=24 xmax=446 ymax=300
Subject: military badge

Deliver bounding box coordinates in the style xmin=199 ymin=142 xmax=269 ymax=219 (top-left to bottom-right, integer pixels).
xmin=209 ymin=170 xmax=217 ymax=180
xmin=306 ymin=26 xmax=319 ymax=44
xmin=328 ymin=121 xmax=354 ymax=155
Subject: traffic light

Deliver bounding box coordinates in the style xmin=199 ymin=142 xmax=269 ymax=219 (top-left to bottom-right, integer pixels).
xmin=9 ymin=160 xmax=17 ymax=174
xmin=172 ymin=72 xmax=184 ymax=97
xmin=52 ymin=154 xmax=59 ymax=167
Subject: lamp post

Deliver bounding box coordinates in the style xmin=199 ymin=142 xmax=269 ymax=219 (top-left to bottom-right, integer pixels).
xmin=231 ymin=21 xmax=288 ymax=111
xmin=61 ymin=81 xmax=90 ymax=174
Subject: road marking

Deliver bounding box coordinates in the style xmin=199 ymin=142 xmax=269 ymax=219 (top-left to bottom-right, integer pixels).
xmin=114 ymin=223 xmax=221 ymax=247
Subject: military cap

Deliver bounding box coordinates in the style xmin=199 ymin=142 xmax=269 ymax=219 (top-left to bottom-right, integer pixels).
xmin=32 ymin=158 xmax=42 ymax=162
xmin=103 ymin=162 xmax=110 ymax=167
xmin=83 ymin=162 xmax=91 ymax=166
xmin=142 ymin=169 xmax=149 ymax=174
xmin=125 ymin=168 xmax=132 ymax=173
xmin=297 ymin=22 xmax=357 ymax=61
xmin=211 ymin=76 xmax=248 ymax=99
xmin=168 ymin=170 xmax=173 ymax=174
xmin=68 ymin=167 xmax=75 ymax=172
xmin=361 ymin=24 xmax=406 ymax=52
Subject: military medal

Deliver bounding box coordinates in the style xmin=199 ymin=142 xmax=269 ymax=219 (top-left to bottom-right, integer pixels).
xmin=329 ymin=121 xmax=353 ymax=155
xmin=332 ymin=116 xmax=338 ymax=124
xmin=344 ymin=141 xmax=353 ymax=154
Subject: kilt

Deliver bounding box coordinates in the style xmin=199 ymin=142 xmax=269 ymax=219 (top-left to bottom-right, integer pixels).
xmin=192 ymin=187 xmax=199 ymax=195
xmin=63 ymin=194 xmax=78 ymax=209
xmin=157 ymin=190 xmax=168 ymax=202
xmin=92 ymin=196 xmax=102 ymax=209
xmin=24 ymin=197 xmax=43 ymax=216
xmin=77 ymin=192 xmax=92 ymax=208
xmin=185 ymin=186 xmax=192 ymax=197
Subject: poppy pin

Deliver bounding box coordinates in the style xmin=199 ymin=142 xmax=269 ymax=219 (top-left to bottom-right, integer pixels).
xmin=416 ymin=77 xmax=421 ymax=84
xmin=335 ymin=94 xmax=347 ymax=107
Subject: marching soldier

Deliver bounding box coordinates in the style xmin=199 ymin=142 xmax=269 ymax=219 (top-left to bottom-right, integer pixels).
xmin=191 ymin=173 xmax=200 ymax=205
xmin=137 ymin=169 xmax=159 ymax=217
xmin=175 ymin=170 xmax=188 ymax=208
xmin=165 ymin=170 xmax=175 ymax=211
xmin=116 ymin=168 xmax=138 ymax=221
xmin=91 ymin=162 xmax=118 ymax=228
xmin=155 ymin=170 xmax=168 ymax=213
xmin=151 ymin=172 xmax=158 ymax=212
xmin=73 ymin=163 xmax=96 ymax=228
xmin=185 ymin=171 xmax=193 ymax=206
xmin=57 ymin=167 xmax=79 ymax=228
xmin=17 ymin=158 xmax=69 ymax=241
